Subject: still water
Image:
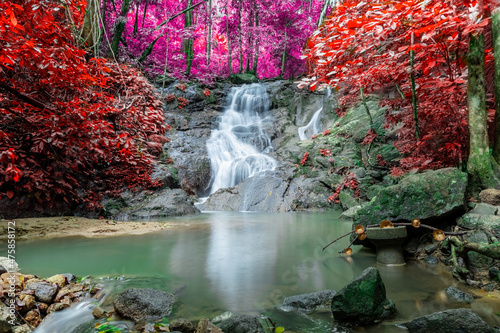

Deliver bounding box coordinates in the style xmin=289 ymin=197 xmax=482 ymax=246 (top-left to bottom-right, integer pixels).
xmin=4 ymin=211 xmax=500 ymax=332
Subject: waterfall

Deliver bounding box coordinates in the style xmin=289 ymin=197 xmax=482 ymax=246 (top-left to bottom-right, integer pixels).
xmin=206 ymin=84 xmax=277 ymax=195
xmin=298 ymin=87 xmax=332 ymax=140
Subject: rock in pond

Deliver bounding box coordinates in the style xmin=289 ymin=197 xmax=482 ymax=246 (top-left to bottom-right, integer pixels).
xmin=331 ymin=267 xmax=396 ymax=325
xmin=113 ymin=288 xmax=177 ymax=321
xmin=196 ymin=319 xmax=223 ymax=333
xmin=169 ymin=318 xmax=196 ymax=333
xmin=402 ymin=308 xmax=497 ymax=333
xmin=354 ymin=168 xmax=467 ymax=228
xmin=216 ymin=314 xmax=265 ymax=333
xmin=26 ymin=281 xmax=58 ymax=303
xmin=279 ymin=290 xmax=336 ymax=313
xmin=444 ymin=286 xmax=476 ymax=304
xmin=0 ymin=302 xmax=13 ymax=333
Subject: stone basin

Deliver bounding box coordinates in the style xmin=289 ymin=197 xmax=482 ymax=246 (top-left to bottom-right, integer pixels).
xmin=366 ymin=226 xmax=407 ymax=266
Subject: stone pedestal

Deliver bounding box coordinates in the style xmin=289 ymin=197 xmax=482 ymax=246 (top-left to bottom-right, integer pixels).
xmin=366 ymin=226 xmax=407 ymax=266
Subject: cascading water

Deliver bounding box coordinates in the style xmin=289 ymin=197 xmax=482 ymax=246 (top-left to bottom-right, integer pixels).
xmin=205 ymin=84 xmax=277 ymax=195
xmin=298 ymin=87 xmax=332 ymax=140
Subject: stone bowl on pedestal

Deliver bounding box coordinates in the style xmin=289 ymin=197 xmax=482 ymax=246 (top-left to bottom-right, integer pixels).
xmin=366 ymin=226 xmax=407 ymax=266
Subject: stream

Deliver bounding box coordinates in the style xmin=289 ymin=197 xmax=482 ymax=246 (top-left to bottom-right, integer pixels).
xmin=6 ymin=211 xmax=500 ymax=332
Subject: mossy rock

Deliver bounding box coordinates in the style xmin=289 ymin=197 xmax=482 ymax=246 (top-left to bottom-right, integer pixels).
xmin=229 ymin=73 xmax=258 ymax=84
xmin=354 ymin=168 xmax=467 ymax=228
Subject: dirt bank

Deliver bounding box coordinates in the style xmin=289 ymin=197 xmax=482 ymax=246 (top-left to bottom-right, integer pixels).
xmin=0 ymin=216 xmax=174 ymax=241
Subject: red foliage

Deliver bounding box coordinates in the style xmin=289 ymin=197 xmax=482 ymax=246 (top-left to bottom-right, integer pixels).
xmin=323 ymin=129 xmax=331 ymax=136
xmin=0 ymin=0 xmax=167 ymax=212
xmin=176 ymin=83 xmax=187 ymax=92
xmin=166 ymin=94 xmax=176 ymax=103
xmin=328 ymin=172 xmax=359 ymax=204
xmin=319 ymin=148 xmax=332 ymax=156
xmin=362 ymin=129 xmax=377 ymax=145
xmin=301 ymin=0 xmax=491 ymax=173
xmin=177 ymin=97 xmax=189 ymax=109
xmin=204 ymin=88 xmax=210 ymax=97
xmin=300 ymin=152 xmax=309 ymax=166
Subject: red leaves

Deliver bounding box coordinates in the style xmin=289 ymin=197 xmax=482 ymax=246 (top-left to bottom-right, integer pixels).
xmin=300 ymin=152 xmax=309 ymax=166
xmin=0 ymin=0 xmax=168 ymax=212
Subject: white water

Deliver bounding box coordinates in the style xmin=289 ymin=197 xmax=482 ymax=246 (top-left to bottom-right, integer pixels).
xmin=298 ymin=87 xmax=332 ymax=140
xmin=34 ymin=299 xmax=95 ymax=333
xmin=206 ymin=84 xmax=277 ymax=195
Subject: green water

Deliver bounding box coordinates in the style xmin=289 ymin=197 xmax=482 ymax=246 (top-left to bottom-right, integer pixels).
xmin=2 ymin=211 xmax=499 ymax=332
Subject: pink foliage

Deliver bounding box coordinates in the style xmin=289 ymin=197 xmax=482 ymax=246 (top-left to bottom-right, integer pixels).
xmin=101 ymin=0 xmax=326 ymax=83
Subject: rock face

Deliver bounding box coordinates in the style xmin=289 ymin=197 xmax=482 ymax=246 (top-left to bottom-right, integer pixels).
xmin=279 ymin=290 xmax=336 ymax=313
xmin=26 ymin=281 xmax=58 ymax=303
xmin=105 ymin=188 xmax=200 ymax=220
xmin=402 ymin=308 xmax=497 ymax=333
xmin=330 ymin=267 xmax=396 ymax=325
xmin=113 ymin=288 xmax=177 ymax=321
xmin=354 ymin=168 xmax=467 ymax=227
xmin=444 ymin=286 xmax=476 ymax=304
xmin=216 ymin=315 xmax=265 ymax=333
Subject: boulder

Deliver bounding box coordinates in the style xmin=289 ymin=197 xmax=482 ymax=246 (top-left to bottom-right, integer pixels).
xmin=402 ymin=308 xmax=497 ymax=333
xmin=46 ymin=274 xmax=66 ymax=287
xmin=354 ymin=168 xmax=467 ymax=228
xmin=479 ymin=188 xmax=500 ymax=206
xmin=457 ymin=214 xmax=500 ymax=235
xmin=113 ymin=288 xmax=177 ymax=322
xmin=444 ymin=286 xmax=476 ymax=304
xmin=26 ymin=281 xmax=58 ymax=303
xmin=116 ymin=188 xmax=200 ymax=220
xmin=279 ymin=290 xmax=336 ymax=313
xmin=196 ymin=319 xmax=223 ymax=333
xmin=468 ymin=202 xmax=498 ymax=215
xmin=216 ymin=315 xmax=264 ymax=333
xmin=331 ymin=267 xmax=396 ymax=325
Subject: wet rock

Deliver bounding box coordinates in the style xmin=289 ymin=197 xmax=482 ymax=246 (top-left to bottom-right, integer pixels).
xmin=169 ymin=318 xmax=196 ymax=333
xmin=402 ymin=308 xmax=497 ymax=333
xmin=338 ymin=191 xmax=358 ymax=209
xmin=92 ymin=306 xmax=105 ymax=319
xmin=20 ymin=295 xmax=35 ymax=312
xmin=37 ymin=303 xmax=48 ymax=314
xmin=444 ymin=286 xmax=476 ymax=304
xmin=196 ymin=318 xmax=223 ymax=333
xmin=0 ymin=302 xmax=13 ymax=333
xmin=26 ymin=282 xmax=58 ymax=303
xmin=469 ymin=202 xmax=498 ymax=215
xmin=457 ymin=214 xmax=500 ymax=235
xmin=0 ymin=257 xmax=18 ymax=273
xmin=423 ymin=255 xmax=438 ymax=265
xmin=46 ymin=303 xmax=68 ymax=314
xmin=60 ymin=273 xmax=76 ymax=283
xmin=117 ymin=188 xmax=200 ymax=219
xmin=23 ymin=309 xmax=40 ymax=327
xmin=1 ymin=273 xmax=24 ymax=292
xmin=354 ymin=168 xmax=467 ymax=229
xmin=331 ymin=267 xmax=396 ymax=325
xmin=489 ymin=267 xmax=500 ymax=280
xmin=0 ymin=266 xmax=6 ymax=276
xmin=464 ymin=231 xmax=493 ymax=272
xmin=479 ymin=189 xmax=500 ymax=206
xmin=217 ymin=314 xmax=264 ymax=333
xmin=113 ymin=288 xmax=177 ymax=321
xmin=279 ymin=290 xmax=336 ymax=313
xmin=46 ymin=275 xmax=66 ymax=287
xmin=339 ymin=205 xmax=361 ymax=219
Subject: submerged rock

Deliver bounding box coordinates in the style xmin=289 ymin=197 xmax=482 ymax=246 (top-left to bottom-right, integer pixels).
xmin=444 ymin=286 xmax=476 ymax=304
xmin=113 ymin=288 xmax=177 ymax=321
xmin=169 ymin=318 xmax=196 ymax=333
xmin=279 ymin=290 xmax=336 ymax=313
xmin=216 ymin=314 xmax=265 ymax=333
xmin=331 ymin=267 xmax=396 ymax=325
xmin=402 ymin=308 xmax=497 ymax=333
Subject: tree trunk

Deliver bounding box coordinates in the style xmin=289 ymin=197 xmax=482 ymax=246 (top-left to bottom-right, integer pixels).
xmin=252 ymin=4 xmax=259 ymax=74
xmin=109 ymin=0 xmax=132 ymax=59
xmin=280 ymin=29 xmax=287 ymax=78
xmin=133 ymin=4 xmax=139 ymax=37
xmin=81 ymin=0 xmax=101 ymax=54
xmin=410 ymin=32 xmax=420 ymax=141
xmin=206 ymin=0 xmax=212 ymax=65
xmin=467 ymin=33 xmax=500 ymax=190
xmin=226 ymin=6 xmax=232 ymax=75
xmin=184 ymin=0 xmax=194 ymax=76
xmin=492 ymin=8 xmax=500 ymax=163
xmin=238 ymin=2 xmax=243 ymax=74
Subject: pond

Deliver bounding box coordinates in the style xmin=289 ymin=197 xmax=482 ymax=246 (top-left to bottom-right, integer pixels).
xmin=3 ymin=211 xmax=500 ymax=332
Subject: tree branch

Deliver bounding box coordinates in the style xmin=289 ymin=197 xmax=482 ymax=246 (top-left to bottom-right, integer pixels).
xmin=0 ymin=83 xmax=54 ymax=113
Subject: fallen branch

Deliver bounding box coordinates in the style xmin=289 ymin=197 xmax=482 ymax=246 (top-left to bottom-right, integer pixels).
xmin=450 ymin=236 xmax=500 ymax=260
